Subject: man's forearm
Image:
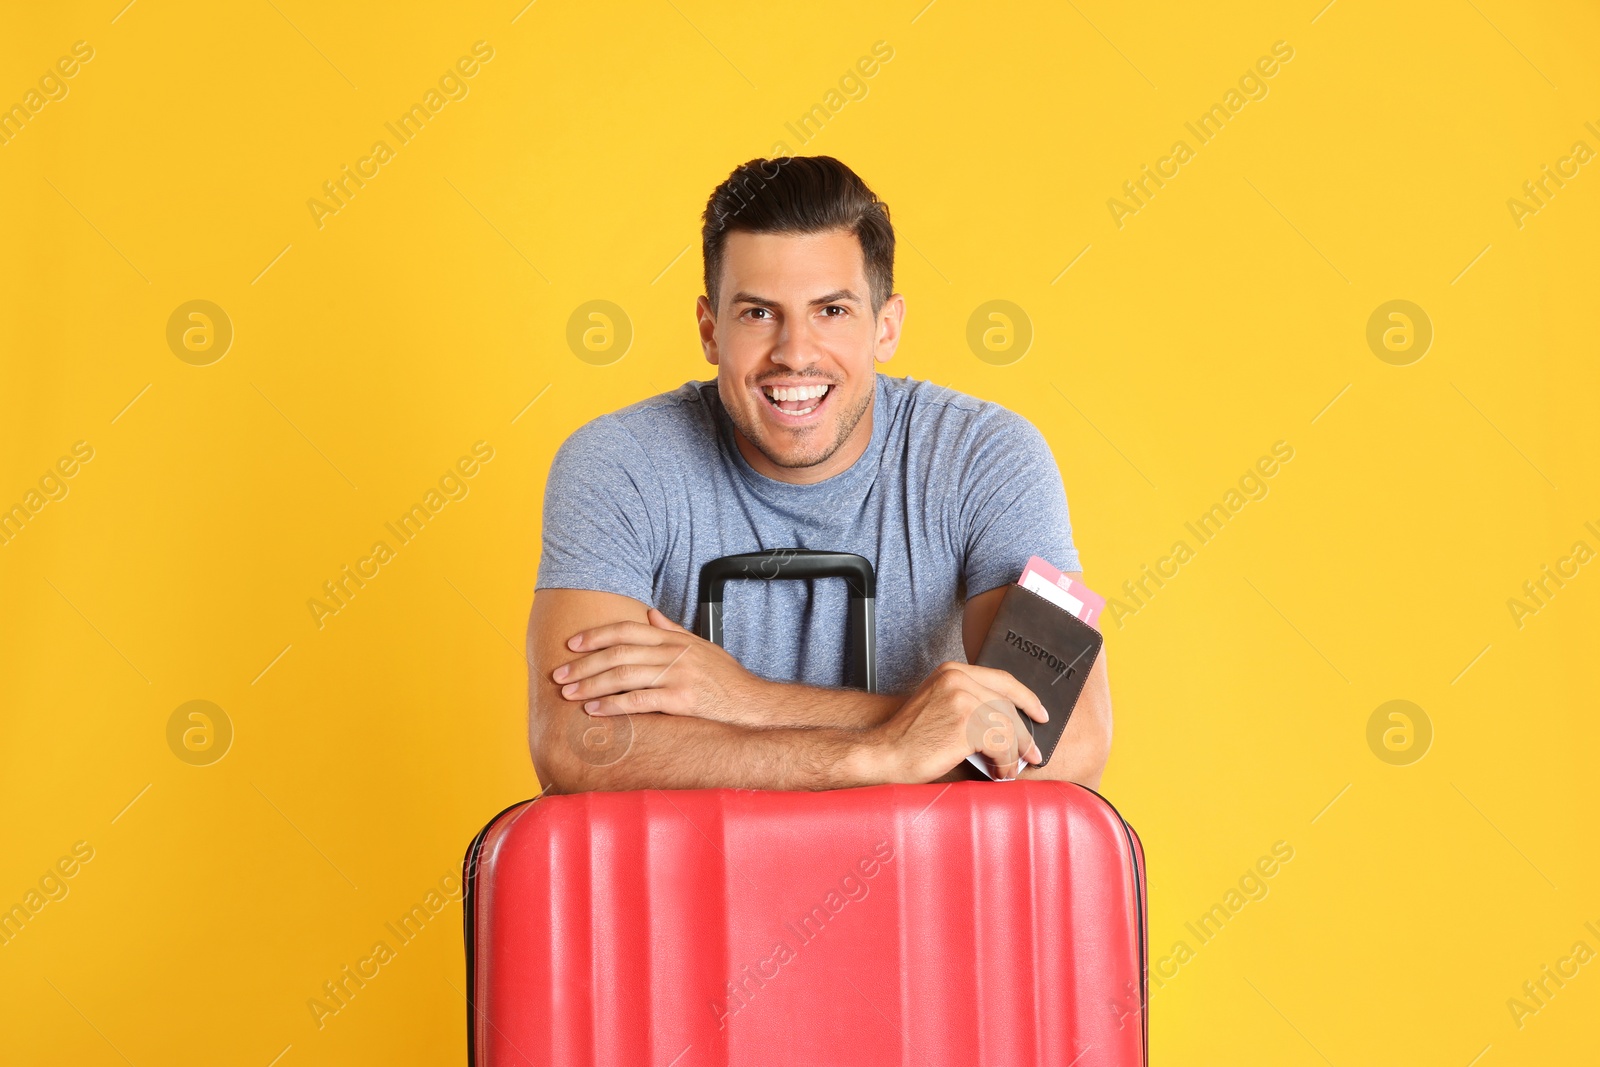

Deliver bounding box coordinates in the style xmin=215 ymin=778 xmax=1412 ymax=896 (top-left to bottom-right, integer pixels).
xmin=745 ymin=676 xmax=903 ymax=729
xmin=534 ymin=700 xmax=888 ymax=794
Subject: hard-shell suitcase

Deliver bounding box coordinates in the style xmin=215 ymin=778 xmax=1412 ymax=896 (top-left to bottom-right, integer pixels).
xmin=467 ymin=550 xmax=1148 ymax=1065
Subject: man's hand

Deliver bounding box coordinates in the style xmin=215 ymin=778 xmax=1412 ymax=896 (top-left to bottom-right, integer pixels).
xmin=963 ymin=580 xmax=1113 ymax=790
xmin=869 ymin=662 xmax=1048 ymax=783
xmin=552 ymin=608 xmax=770 ymax=726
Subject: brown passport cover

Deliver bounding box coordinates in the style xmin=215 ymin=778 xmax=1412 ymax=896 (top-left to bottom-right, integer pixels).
xmin=973 ymin=582 xmax=1105 ymax=767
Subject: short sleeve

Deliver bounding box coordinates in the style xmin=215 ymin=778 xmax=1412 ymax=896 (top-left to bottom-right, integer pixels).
xmin=535 ymin=415 xmax=662 ymax=604
xmin=958 ymin=410 xmax=1080 ymax=598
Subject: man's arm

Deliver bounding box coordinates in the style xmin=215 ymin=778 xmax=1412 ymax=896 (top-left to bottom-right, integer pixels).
xmin=962 ymin=579 xmax=1113 ymax=790
xmin=546 ymin=600 xmax=902 ymax=730
xmin=529 ymin=589 xmax=891 ymax=793
xmin=529 ymin=588 xmax=1047 ymax=793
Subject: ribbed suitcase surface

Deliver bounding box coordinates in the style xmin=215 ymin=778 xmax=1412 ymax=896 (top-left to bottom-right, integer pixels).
xmin=464 ymin=780 xmax=1147 ymax=1066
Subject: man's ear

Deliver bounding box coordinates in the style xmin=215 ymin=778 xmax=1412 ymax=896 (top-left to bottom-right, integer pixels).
xmin=874 ymin=292 xmax=906 ymax=365
xmin=696 ymin=294 xmax=719 ymax=366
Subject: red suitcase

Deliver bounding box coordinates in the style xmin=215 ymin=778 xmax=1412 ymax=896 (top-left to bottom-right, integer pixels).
xmin=463 ymin=781 xmax=1147 ymax=1066
xmin=470 ymin=550 xmax=1147 ymax=1064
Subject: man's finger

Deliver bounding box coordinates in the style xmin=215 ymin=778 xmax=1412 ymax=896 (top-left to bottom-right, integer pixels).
xmin=555 ymin=644 xmax=676 ymax=685
xmin=647 ymin=607 xmax=691 ymax=634
xmin=568 ymin=620 xmax=672 ymax=652
xmin=987 ymin=755 xmax=1022 ymax=781
xmin=982 ymin=728 xmax=1040 ymax=779
xmin=561 ymin=661 xmax=679 ymax=701
xmin=944 ymin=662 xmax=1048 ymax=724
xmin=975 ymin=713 xmax=1022 ymax=781
xmin=976 ymin=715 xmax=1019 ymax=764
xmin=961 ymin=685 xmax=1043 ymax=776
xmin=583 ymin=687 xmax=686 ymax=716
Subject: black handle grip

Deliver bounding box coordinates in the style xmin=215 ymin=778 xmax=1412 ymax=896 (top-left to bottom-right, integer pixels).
xmin=695 ymin=549 xmax=876 ymax=693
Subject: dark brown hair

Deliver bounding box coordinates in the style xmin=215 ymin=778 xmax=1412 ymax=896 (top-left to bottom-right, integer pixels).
xmin=701 ymin=155 xmax=895 ymax=315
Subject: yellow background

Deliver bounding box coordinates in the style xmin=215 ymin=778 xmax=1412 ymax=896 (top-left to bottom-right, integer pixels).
xmin=3 ymin=0 xmax=1597 ymax=1062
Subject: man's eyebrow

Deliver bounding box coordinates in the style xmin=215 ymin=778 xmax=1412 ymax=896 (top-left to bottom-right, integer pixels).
xmin=729 ymin=289 xmax=864 ymax=308
xmin=809 ymin=289 xmax=862 ymax=307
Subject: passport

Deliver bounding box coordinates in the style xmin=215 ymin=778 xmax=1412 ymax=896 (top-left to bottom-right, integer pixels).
xmin=966 ymin=580 xmax=1105 ymax=780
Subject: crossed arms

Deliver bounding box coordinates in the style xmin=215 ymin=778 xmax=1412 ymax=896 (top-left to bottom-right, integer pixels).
xmin=525 ymin=582 xmax=1113 ymax=794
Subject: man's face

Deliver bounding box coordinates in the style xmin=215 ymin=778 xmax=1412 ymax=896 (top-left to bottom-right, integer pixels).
xmin=697 ymin=229 xmax=904 ymax=484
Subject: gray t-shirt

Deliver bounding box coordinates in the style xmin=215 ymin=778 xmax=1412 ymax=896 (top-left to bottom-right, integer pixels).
xmin=535 ymin=372 xmax=1080 ymax=695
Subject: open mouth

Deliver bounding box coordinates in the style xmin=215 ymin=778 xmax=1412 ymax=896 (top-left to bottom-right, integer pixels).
xmin=759 ymin=382 xmax=834 ymax=422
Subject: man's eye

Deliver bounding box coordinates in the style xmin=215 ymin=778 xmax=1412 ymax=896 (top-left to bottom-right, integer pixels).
xmin=744 ymin=308 xmax=772 ymax=320
xmin=822 ymin=306 xmax=847 ymax=317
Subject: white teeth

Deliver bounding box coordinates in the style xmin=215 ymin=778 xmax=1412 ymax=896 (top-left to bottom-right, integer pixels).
xmin=764 ymin=384 xmax=830 ymax=402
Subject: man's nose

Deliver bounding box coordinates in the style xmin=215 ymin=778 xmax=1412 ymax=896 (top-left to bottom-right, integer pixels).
xmin=770 ymin=319 xmax=826 ymax=370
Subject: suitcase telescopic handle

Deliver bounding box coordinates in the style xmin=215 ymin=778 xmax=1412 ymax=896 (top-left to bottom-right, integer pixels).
xmin=695 ymin=549 xmax=877 ymax=693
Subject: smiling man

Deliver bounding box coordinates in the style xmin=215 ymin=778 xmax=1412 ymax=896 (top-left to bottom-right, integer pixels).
xmin=527 ymin=155 xmax=1112 ymax=794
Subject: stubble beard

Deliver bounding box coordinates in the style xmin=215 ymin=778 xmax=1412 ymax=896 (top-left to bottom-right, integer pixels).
xmin=727 ymin=379 xmax=875 ymax=472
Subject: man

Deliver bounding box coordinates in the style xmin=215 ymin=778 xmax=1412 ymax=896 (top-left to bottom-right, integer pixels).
xmin=527 ymin=156 xmax=1112 ymax=794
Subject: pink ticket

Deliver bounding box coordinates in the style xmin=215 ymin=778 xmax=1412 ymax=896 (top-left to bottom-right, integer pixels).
xmin=1017 ymin=555 xmax=1104 ymax=629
